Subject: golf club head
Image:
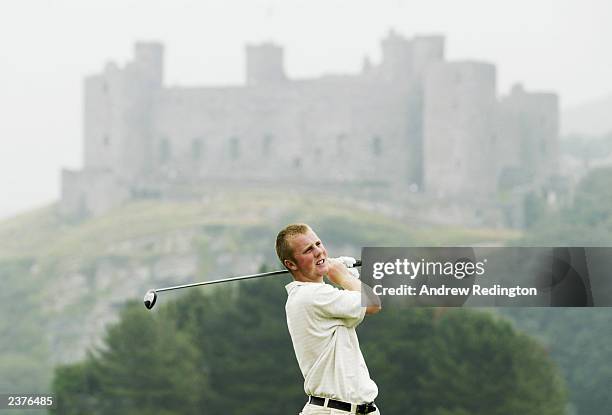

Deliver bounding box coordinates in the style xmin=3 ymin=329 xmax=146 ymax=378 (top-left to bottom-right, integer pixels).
xmin=144 ymin=290 xmax=157 ymax=310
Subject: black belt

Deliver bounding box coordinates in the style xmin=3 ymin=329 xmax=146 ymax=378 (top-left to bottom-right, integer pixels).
xmin=308 ymin=396 xmax=377 ymax=414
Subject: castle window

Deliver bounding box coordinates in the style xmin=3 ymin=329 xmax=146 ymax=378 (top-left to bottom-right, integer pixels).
xmin=371 ymin=136 xmax=382 ymax=156
xmin=192 ymin=138 xmax=204 ymax=161
xmin=229 ymin=137 xmax=240 ymax=160
xmin=262 ymin=135 xmax=273 ymax=156
xmin=159 ymin=138 xmax=171 ymax=163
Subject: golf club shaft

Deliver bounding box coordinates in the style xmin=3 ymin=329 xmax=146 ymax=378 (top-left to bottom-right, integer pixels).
xmin=154 ymin=259 xmax=362 ymax=293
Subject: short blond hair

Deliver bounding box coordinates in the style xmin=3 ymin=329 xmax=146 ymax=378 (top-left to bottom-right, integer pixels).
xmin=276 ymin=223 xmax=311 ymax=266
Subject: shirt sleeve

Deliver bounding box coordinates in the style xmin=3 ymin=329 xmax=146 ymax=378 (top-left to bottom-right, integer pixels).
xmin=311 ymin=284 xmax=367 ymax=328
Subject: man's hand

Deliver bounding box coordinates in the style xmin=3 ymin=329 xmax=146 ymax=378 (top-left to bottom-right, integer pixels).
xmin=336 ymin=256 xmax=357 ymax=268
xmin=336 ymin=256 xmax=360 ymax=279
xmin=326 ymin=258 xmax=361 ymax=292
xmin=327 ymin=257 xmax=381 ymax=315
xmin=326 ymin=257 xmax=353 ymax=279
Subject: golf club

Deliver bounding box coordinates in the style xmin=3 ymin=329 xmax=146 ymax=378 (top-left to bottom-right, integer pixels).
xmin=143 ymin=259 xmax=362 ymax=309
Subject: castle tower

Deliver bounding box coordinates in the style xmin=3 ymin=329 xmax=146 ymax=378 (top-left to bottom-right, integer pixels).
xmin=412 ymin=35 xmax=445 ymax=80
xmin=118 ymin=42 xmax=164 ymax=180
xmin=498 ymin=84 xmax=559 ymax=186
xmin=423 ymin=61 xmax=498 ymax=197
xmin=245 ymin=42 xmax=286 ymax=85
xmin=133 ymin=42 xmax=164 ymax=87
xmin=380 ymin=29 xmax=413 ymax=82
xmin=62 ymin=43 xmax=164 ymax=217
xmin=379 ymin=31 xmax=445 ymax=84
xmin=83 ymin=42 xmax=164 ymax=179
xmin=83 ymin=62 xmax=120 ymax=172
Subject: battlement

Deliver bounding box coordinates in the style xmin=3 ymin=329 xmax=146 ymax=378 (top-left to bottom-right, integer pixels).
xmin=133 ymin=42 xmax=164 ymax=86
xmin=412 ymin=35 xmax=445 ymax=78
xmin=245 ymin=42 xmax=286 ymax=85
xmin=379 ymin=30 xmax=445 ymax=82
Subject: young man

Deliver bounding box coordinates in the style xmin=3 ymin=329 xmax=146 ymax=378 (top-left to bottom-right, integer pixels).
xmin=276 ymin=223 xmax=381 ymax=415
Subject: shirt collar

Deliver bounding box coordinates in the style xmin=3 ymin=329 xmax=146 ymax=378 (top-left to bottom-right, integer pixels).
xmin=285 ymin=280 xmax=324 ymax=294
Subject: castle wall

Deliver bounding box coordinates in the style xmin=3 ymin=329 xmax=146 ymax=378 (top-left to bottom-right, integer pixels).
xmin=60 ymin=169 xmax=130 ymax=217
xmin=149 ymin=77 xmax=417 ymax=187
xmin=423 ymin=61 xmax=498 ymax=197
xmin=60 ymin=169 xmax=87 ymax=217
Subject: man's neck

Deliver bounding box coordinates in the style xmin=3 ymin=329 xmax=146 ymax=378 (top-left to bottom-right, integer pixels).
xmin=292 ymin=273 xmax=324 ymax=284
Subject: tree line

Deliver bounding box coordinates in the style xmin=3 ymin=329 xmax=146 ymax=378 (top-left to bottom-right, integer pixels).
xmin=52 ymin=276 xmax=566 ymax=415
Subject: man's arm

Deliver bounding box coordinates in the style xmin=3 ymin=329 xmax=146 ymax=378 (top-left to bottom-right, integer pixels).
xmin=327 ymin=258 xmax=382 ymax=315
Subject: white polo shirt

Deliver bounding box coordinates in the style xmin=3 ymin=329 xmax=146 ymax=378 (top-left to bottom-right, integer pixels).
xmin=285 ymin=281 xmax=378 ymax=404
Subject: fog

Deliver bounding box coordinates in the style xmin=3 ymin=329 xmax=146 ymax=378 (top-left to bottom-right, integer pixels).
xmin=1 ymin=0 xmax=610 ymax=218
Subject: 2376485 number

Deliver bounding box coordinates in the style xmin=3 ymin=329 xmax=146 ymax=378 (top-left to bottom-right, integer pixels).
xmin=3 ymin=395 xmax=54 ymax=409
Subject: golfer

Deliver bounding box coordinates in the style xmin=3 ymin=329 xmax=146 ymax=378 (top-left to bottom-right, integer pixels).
xmin=276 ymin=223 xmax=381 ymax=415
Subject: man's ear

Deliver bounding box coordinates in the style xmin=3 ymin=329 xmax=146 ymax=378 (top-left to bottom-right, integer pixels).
xmin=284 ymin=259 xmax=297 ymax=271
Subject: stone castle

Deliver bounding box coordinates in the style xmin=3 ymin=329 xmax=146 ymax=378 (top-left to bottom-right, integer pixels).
xmin=60 ymin=30 xmax=559 ymax=224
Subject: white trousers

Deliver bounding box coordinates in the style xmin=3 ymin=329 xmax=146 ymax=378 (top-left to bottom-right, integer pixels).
xmin=299 ymin=403 xmax=381 ymax=415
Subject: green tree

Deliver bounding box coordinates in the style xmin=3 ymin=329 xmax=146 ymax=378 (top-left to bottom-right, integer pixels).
xmin=165 ymin=277 xmax=305 ymax=414
xmin=502 ymin=308 xmax=612 ymax=415
xmin=361 ymin=308 xmax=566 ymax=415
xmin=52 ymin=302 xmax=208 ymax=415
xmin=51 ymin=362 xmax=100 ymax=415
xmin=420 ymin=311 xmax=565 ymax=415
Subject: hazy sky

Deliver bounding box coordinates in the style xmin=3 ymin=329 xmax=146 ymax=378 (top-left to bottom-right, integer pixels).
xmin=1 ymin=0 xmax=610 ymax=219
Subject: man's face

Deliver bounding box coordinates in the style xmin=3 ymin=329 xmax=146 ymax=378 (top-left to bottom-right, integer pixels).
xmin=285 ymin=228 xmax=328 ymax=282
